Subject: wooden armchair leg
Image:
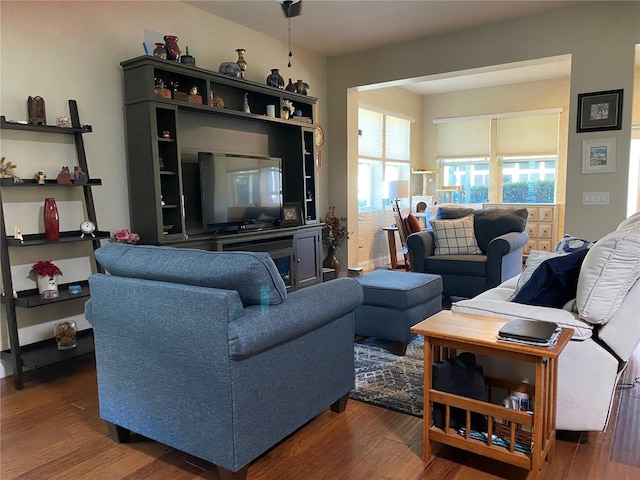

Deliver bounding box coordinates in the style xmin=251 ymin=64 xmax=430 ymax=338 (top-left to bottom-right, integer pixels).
xmin=105 ymin=421 xmax=131 ymax=443
xmin=330 ymin=393 xmax=350 ymax=413
xmin=218 ymin=465 xmax=249 ymax=480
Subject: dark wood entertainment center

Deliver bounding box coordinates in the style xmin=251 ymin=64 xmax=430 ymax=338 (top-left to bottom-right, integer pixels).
xmin=120 ymin=56 xmax=323 ymax=291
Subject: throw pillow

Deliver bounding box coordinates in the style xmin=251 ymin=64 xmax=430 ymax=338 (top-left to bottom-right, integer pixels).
xmin=510 ymin=250 xmax=563 ymax=299
xmin=553 ymin=234 xmax=594 ymax=254
xmin=406 ymin=213 xmax=422 ymax=233
xmin=512 ymin=249 xmax=589 ymax=308
xmin=576 ymin=223 xmax=640 ymax=325
xmin=431 ymin=215 xmax=482 ymax=255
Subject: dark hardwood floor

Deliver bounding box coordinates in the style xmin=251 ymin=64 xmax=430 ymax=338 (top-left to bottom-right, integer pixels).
xmin=1 ymin=346 xmax=638 ymax=480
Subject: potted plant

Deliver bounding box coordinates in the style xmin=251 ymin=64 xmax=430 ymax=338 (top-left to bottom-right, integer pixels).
xmin=30 ymin=260 xmax=62 ymax=299
xmin=282 ymin=99 xmax=294 ymax=119
xmin=322 ymin=206 xmax=350 ymax=272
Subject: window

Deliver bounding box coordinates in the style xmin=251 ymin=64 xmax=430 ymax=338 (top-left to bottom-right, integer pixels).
xmin=502 ymin=156 xmax=556 ymax=203
xmin=436 ymin=111 xmax=559 ymax=204
xmin=358 ymin=108 xmax=411 ymax=211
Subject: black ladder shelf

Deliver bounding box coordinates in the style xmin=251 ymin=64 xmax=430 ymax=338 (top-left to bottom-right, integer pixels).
xmin=0 ymin=100 xmax=106 ymax=389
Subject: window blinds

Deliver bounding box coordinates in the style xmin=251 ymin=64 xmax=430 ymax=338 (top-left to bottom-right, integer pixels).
xmin=385 ymin=116 xmax=411 ymax=160
xmin=497 ymin=113 xmax=559 ymax=156
xmin=436 ymin=119 xmax=490 ymax=158
xmin=358 ymin=109 xmax=383 ymax=158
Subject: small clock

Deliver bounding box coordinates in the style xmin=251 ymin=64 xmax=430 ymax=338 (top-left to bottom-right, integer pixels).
xmin=80 ymin=220 xmax=96 ymax=238
xmin=314 ymin=123 xmax=325 ymax=150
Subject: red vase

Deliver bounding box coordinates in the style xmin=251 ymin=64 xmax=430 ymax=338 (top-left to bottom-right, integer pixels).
xmin=44 ymin=198 xmax=59 ymax=241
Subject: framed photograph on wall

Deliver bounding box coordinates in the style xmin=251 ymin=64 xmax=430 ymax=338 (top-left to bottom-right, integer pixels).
xmin=576 ymin=89 xmax=623 ymax=132
xmin=582 ymin=138 xmax=616 ymax=174
xmin=281 ymin=203 xmax=303 ymax=226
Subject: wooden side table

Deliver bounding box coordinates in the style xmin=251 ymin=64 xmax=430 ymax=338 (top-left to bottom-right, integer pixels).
xmin=411 ymin=310 xmax=572 ymax=480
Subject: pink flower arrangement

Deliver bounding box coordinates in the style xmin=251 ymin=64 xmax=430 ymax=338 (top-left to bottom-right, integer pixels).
xmin=31 ymin=260 xmax=62 ymax=278
xmin=112 ymin=229 xmax=140 ymax=244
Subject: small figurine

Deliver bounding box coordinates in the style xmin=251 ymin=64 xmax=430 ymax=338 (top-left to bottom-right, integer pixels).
xmin=189 ymin=85 xmax=199 ymax=95
xmin=35 ymin=170 xmax=46 ymax=184
xmin=27 ymin=95 xmax=46 ymax=125
xmin=56 ymin=166 xmax=72 ymax=184
xmin=73 ymin=166 xmax=88 ymax=185
xmin=14 ymin=225 xmax=23 ymax=243
xmin=0 ymin=157 xmax=22 ymax=183
xmin=243 ymin=93 xmax=250 ymax=113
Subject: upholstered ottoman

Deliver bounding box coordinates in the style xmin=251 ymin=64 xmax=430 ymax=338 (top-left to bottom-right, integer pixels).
xmin=354 ymin=270 xmax=442 ymax=355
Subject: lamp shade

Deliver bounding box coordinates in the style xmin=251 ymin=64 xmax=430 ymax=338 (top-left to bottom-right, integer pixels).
xmin=388 ymin=180 xmax=409 ymax=199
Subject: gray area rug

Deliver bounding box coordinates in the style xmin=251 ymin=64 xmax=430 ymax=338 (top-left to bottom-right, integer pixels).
xmin=350 ymin=336 xmax=425 ymax=417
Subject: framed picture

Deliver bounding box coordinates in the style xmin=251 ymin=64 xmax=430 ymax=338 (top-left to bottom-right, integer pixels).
xmin=576 ymin=89 xmax=623 ymax=132
xmin=582 ymin=138 xmax=616 ymax=174
xmin=281 ymin=203 xmax=303 ymax=226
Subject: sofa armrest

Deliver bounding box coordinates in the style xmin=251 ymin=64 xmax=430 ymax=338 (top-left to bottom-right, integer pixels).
xmin=228 ymin=278 xmax=364 ymax=358
xmin=407 ymin=230 xmax=436 ymax=273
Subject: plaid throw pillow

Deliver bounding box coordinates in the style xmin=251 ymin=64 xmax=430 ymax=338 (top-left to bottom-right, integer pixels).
xmin=431 ymin=215 xmax=482 ymax=255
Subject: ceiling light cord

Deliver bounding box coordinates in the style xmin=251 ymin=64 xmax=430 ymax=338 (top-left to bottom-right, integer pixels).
xmin=287 ymin=6 xmax=293 ymax=67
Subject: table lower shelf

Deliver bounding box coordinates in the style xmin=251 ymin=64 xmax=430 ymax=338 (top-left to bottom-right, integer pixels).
xmin=0 ymin=329 xmax=94 ymax=370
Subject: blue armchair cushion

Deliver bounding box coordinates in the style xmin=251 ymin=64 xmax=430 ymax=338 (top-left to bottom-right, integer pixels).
xmin=512 ymin=249 xmax=588 ymax=308
xmin=473 ymin=208 xmax=528 ymax=252
xmin=94 ymin=243 xmax=287 ymax=306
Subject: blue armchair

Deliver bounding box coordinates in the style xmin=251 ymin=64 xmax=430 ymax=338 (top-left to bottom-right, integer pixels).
xmin=85 ymin=243 xmax=363 ymax=480
xmin=407 ymin=207 xmax=529 ymax=298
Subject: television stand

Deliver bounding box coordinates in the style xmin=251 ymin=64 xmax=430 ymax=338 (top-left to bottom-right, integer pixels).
xmin=210 ymin=224 xmax=323 ymax=292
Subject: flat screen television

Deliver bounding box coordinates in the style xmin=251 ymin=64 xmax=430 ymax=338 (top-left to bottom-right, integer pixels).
xmin=198 ymin=152 xmax=283 ymax=232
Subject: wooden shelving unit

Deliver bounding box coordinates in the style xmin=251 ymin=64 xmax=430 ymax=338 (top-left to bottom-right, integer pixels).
xmin=0 ymin=100 xmax=104 ymax=389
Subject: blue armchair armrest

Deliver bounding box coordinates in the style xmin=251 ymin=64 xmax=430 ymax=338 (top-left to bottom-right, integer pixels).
xmin=228 ymin=278 xmax=364 ymax=357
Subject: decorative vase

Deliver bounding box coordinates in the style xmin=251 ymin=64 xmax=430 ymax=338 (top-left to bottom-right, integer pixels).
xmin=266 ymin=69 xmax=285 ymax=89
xmin=44 ymin=197 xmax=59 ymax=241
xmin=323 ymin=247 xmax=340 ymax=272
xmin=37 ymin=274 xmax=59 ymax=299
xmin=285 ymin=78 xmax=297 ymax=93
xmin=152 ymin=42 xmax=166 ymax=59
xmin=164 ymin=35 xmax=180 ymax=61
xmin=235 ymin=48 xmax=247 ymax=78
xmin=296 ymin=80 xmax=309 ymax=95
xmin=54 ymin=320 xmax=77 ymax=350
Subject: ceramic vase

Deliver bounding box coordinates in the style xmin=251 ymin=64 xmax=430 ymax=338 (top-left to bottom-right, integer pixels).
xmin=285 ymin=78 xmax=297 ymax=93
xmin=37 ymin=274 xmax=59 ymax=299
xmin=54 ymin=320 xmax=77 ymax=350
xmin=164 ymin=35 xmax=180 ymax=61
xmin=152 ymin=43 xmax=166 ymax=59
xmin=44 ymin=197 xmax=59 ymax=241
xmin=235 ymin=48 xmax=247 ymax=78
xmin=266 ymin=69 xmax=285 ymax=89
xmin=323 ymin=247 xmax=340 ymax=272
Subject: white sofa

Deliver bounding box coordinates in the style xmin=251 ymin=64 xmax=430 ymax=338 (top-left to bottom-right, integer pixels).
xmin=451 ymin=213 xmax=640 ymax=431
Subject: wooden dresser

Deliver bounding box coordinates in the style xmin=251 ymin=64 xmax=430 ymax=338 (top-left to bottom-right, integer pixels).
xmin=484 ymin=204 xmax=559 ymax=255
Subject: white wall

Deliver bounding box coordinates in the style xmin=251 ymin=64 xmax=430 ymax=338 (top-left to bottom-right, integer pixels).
xmin=326 ymin=2 xmax=639 ymax=268
xmin=0 ymin=1 xmax=327 ymax=378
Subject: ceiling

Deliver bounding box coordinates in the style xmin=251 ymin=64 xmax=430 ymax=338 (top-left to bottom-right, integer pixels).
xmin=183 ymin=0 xmax=583 ymax=93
